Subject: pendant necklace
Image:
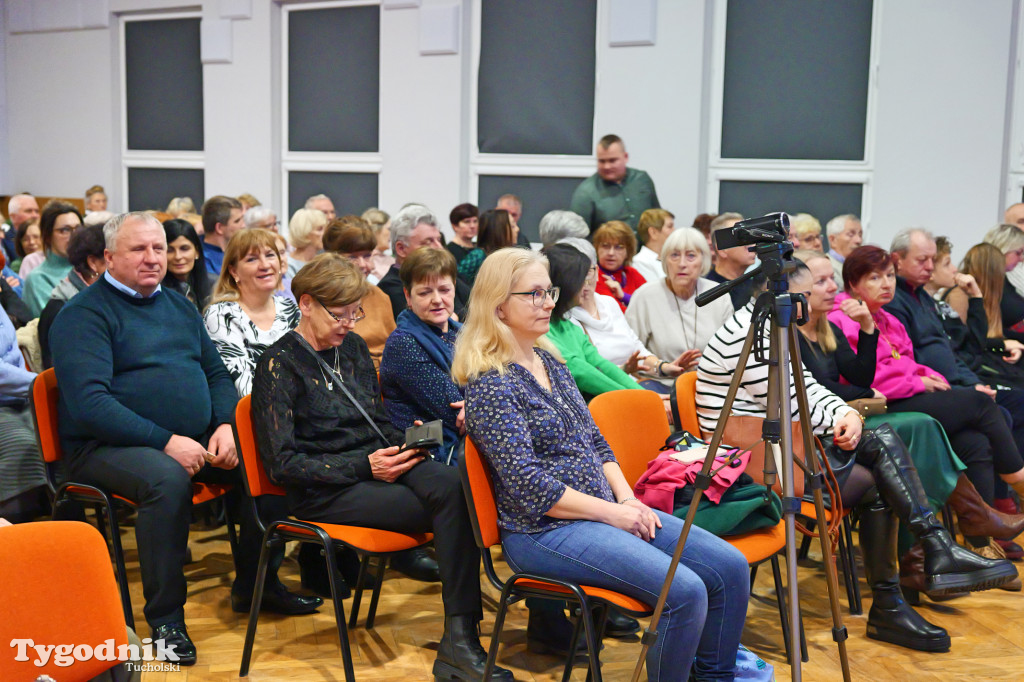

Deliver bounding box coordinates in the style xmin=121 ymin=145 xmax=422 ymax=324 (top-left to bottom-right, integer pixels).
xmin=317 ymin=347 xmax=344 ymax=391
xmin=877 ymin=318 xmax=901 ymax=359
xmin=672 ymin=287 xmax=698 ymax=351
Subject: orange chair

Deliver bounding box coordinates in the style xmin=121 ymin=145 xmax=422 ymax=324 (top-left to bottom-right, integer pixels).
xmin=29 ymin=367 xmax=238 ymax=630
xmin=460 ymin=437 xmax=652 ymax=682
xmin=591 ymin=386 xmax=808 ymax=660
xmin=233 ymin=394 xmax=433 ymax=680
xmin=0 ymin=521 xmax=129 ymax=682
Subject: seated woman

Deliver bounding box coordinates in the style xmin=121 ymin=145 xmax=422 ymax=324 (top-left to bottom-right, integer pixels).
xmin=361 ymin=207 xmax=393 ymax=284
xmin=322 ymin=216 xmax=397 ymax=369
xmin=271 ymin=232 xmax=296 ymax=302
xmin=790 ymin=213 xmax=824 ymax=253
xmin=11 ymin=219 xmax=42 ymax=275
xmin=163 ymin=218 xmax=212 ymax=311
xmin=593 ymin=220 xmax=647 ymax=310
xmin=538 ymin=209 xmax=589 ymax=249
xmin=38 ymin=225 xmax=106 ymax=369
xmin=696 ymin=286 xmax=1016 ymax=652
xmin=445 ymin=203 xmax=479 ymax=266
xmin=626 ymin=227 xmax=734 ymax=386
xmin=982 ymin=223 xmax=1024 ymax=342
xmin=286 ymin=208 xmax=327 ymax=278
xmin=250 ymin=253 xmax=509 ymax=681
xmin=23 ymin=202 xmax=82 ymax=317
xmin=380 ymin=248 xmax=465 ymax=462
xmin=457 ymin=208 xmax=518 ymax=286
xmin=454 ymin=248 xmax=750 ymax=681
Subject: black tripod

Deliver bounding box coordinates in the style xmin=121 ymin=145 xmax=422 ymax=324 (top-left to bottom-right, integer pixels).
xmin=629 ymin=218 xmax=852 ymax=682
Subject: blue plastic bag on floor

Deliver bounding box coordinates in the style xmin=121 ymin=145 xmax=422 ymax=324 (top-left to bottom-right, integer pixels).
xmin=734 ymin=644 xmax=774 ymax=680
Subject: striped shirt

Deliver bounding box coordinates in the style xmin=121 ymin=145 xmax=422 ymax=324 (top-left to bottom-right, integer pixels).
xmin=695 ymin=302 xmax=853 ymax=441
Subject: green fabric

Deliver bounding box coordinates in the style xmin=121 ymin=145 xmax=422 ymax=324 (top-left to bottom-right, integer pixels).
xmin=22 ymin=251 xmax=71 ymax=317
xmin=457 ymin=248 xmax=485 ymax=285
xmin=545 ymin=318 xmax=641 ymax=396
xmin=568 ymin=167 xmax=660 ymax=232
xmin=673 ymin=479 xmax=783 ymax=536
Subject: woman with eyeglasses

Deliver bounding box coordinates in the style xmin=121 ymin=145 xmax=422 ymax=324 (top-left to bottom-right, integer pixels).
xmin=322 ymin=215 xmax=396 ymax=369
xmin=251 ymin=252 xmax=512 ymax=681
xmin=593 ymin=220 xmax=647 ymax=311
xmin=625 ymin=227 xmax=734 ymax=387
xmin=23 ymin=201 xmax=83 ymax=317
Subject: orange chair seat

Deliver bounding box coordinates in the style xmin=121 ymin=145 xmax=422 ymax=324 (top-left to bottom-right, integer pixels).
xmin=511 ymin=578 xmax=651 ymax=614
xmin=799 ymin=501 xmax=846 ymax=523
xmin=63 ymin=485 xmax=136 ymax=507
xmin=723 ymin=521 xmax=786 ymax=564
xmin=191 ymin=482 xmax=233 ymax=505
xmin=281 ymin=520 xmax=433 ymax=554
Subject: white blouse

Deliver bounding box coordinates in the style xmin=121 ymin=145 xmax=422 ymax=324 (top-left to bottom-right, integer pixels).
xmin=204 ymin=298 xmax=300 ymax=397
xmin=568 ymin=293 xmax=652 ymax=366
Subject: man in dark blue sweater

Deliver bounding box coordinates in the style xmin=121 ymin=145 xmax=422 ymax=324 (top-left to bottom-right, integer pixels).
xmin=50 ymin=212 xmax=320 ymax=665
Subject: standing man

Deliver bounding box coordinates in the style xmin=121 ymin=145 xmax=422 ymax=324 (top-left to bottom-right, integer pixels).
xmin=305 ymin=194 xmax=336 ymax=222
xmin=706 ymin=212 xmax=755 ymax=310
xmin=632 ymin=208 xmax=676 ymax=283
xmin=825 ymin=214 xmax=863 ymax=286
xmin=50 ymin=213 xmax=320 ymax=665
xmin=569 ymin=134 xmax=660 ymax=235
xmin=201 ymin=195 xmax=245 ymax=275
xmin=496 ymin=194 xmax=531 ymax=247
xmin=3 ymin=194 xmax=40 ymax=264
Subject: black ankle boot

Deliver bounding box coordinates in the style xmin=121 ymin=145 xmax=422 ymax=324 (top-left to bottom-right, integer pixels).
xmin=432 ymin=615 xmax=514 ymax=681
xmin=391 ymin=547 xmax=441 ymax=583
xmin=525 ymin=599 xmax=592 ymax=659
xmin=863 ymin=425 xmax=1017 ymax=595
xmin=859 ymin=500 xmax=950 ymax=652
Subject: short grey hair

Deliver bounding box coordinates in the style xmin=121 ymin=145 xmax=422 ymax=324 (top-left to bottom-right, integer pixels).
xmin=661 ymin=226 xmax=712 ymax=277
xmin=304 ymin=194 xmax=331 ymax=209
xmin=390 ymin=204 xmax=439 ymax=253
xmin=557 ymin=237 xmax=597 ymax=265
xmin=983 ymin=223 xmax=1024 ymax=254
xmin=244 ymin=205 xmax=276 ymax=229
xmin=890 ymin=227 xmax=934 ymax=256
xmin=539 ymin=210 xmax=588 ymax=247
xmin=83 ymin=211 xmax=114 ymax=227
xmin=826 ymin=214 xmax=859 ymax=238
xmin=102 ymin=211 xmax=162 ymax=251
xmin=709 ymin=212 xmax=744 ymax=236
xmin=7 ymin=193 xmax=36 ymax=216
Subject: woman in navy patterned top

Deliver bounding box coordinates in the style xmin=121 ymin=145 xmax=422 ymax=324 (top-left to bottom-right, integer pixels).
xmin=453 ymin=248 xmax=750 ymax=681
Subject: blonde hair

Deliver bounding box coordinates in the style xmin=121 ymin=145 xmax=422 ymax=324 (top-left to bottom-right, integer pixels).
xmin=166 ymin=197 xmax=195 ymax=217
xmin=636 ymin=208 xmax=675 ymax=246
xmin=983 ymin=223 xmax=1024 ymax=255
xmin=790 ymin=213 xmax=822 ymax=240
xmin=452 ymin=248 xmax=561 ymax=385
xmin=208 ymin=228 xmax=283 ymax=306
xmin=289 ymin=208 xmax=328 ymax=249
xmin=793 ymin=248 xmax=837 ymax=353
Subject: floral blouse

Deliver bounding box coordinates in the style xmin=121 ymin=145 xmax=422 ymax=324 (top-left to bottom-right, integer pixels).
xmin=465 ymin=348 xmax=617 ymax=534
xmin=204 ymin=298 xmax=300 ymax=397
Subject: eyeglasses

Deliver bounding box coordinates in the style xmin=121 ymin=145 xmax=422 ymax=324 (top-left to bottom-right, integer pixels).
xmin=53 ymin=226 xmax=80 ymax=236
xmin=509 ymin=287 xmax=560 ymax=307
xmin=318 ymin=298 xmax=365 ymax=324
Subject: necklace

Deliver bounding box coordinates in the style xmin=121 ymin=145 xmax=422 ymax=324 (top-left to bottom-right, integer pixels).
xmin=876 ymin=316 xmax=901 ymax=359
xmin=671 ymin=285 xmax=698 ymax=351
xmin=316 ymin=347 xmax=344 ymax=390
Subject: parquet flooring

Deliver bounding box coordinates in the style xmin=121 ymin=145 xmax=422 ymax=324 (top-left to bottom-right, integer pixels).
xmin=124 ymin=520 xmax=1024 ymax=681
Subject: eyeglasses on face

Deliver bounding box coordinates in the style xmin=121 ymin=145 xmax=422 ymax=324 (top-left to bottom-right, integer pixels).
xmin=509 ymin=286 xmax=560 ymax=307
xmin=53 ymin=226 xmax=81 ymax=236
xmin=318 ymin=298 xmax=365 ymax=324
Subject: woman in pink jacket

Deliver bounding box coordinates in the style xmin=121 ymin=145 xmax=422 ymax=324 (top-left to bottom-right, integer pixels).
xmin=828 ymin=245 xmax=1024 ymax=530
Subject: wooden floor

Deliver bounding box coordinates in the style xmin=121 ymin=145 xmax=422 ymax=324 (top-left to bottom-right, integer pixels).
xmin=124 ymin=519 xmax=1024 ymax=682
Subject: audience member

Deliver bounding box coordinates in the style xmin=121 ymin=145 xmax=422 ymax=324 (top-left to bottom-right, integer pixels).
xmin=11 ymin=219 xmax=41 ymax=274
xmin=791 ymin=213 xmax=824 ymax=252
xmin=496 ymin=193 xmax=531 ymax=247
xmin=984 ymin=223 xmax=1024 ymax=341
xmin=454 ymin=248 xmax=747 ymax=680
xmin=707 ymin=212 xmax=757 ymax=309
xmin=85 ymin=185 xmax=107 ymax=214
xmin=305 ymin=193 xmax=336 ymax=221
xmin=1006 ymin=202 xmax=1024 ymax=228
xmin=272 ymin=233 xmax=295 ymax=302
xmin=51 ymin=212 xmax=318 ymax=667
xmin=692 ymin=212 xmax=717 ymax=255
xmin=633 ymin=208 xmax=676 ymax=283
xmin=23 ymin=202 xmax=82 ymax=317
xmin=570 ymin=134 xmax=660 ymax=234
xmin=4 ymin=194 xmax=40 ymax=265
xmin=162 ymin=219 xmax=212 ymax=311
xmin=593 ymin=220 xmax=647 ymax=311
xmin=286 ymin=208 xmax=327 ymax=278
xmin=826 ymin=213 xmax=863 ymax=285
xmin=237 ymin=193 xmax=261 ymax=212
xmin=457 ymin=208 xmax=519 ymax=286
xmin=446 ymin=203 xmax=479 ymax=265
xmin=361 ymin=207 xmax=393 ymax=282
xmin=201 ymin=195 xmax=245 ymax=275
xmin=538 ymin=209 xmax=588 ymax=248
xmin=244 ymin=205 xmax=279 ymax=232
xmin=166 ymin=197 xmax=196 ymax=219
xmin=0 ymin=273 xmax=30 ymax=328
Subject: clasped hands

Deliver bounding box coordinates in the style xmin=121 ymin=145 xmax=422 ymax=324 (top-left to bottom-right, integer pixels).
xmin=607 ymin=498 xmax=662 ymax=541
xmin=164 ymin=423 xmax=237 ymax=477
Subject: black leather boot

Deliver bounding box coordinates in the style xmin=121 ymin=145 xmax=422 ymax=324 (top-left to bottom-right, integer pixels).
xmin=391 ymin=547 xmax=442 ymax=583
xmin=525 ymin=599 xmax=593 ymax=659
xmin=859 ymin=499 xmax=950 ymax=652
xmin=432 ymin=615 xmax=514 ymax=681
xmin=863 ymin=425 xmax=1017 ymax=595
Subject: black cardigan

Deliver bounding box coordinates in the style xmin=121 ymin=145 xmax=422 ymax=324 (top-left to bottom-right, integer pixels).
xmin=797 ymin=321 xmax=878 ymax=401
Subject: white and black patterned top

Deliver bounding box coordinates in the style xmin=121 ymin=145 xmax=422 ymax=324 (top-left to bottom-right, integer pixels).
xmin=204 ymin=298 xmax=300 ymax=397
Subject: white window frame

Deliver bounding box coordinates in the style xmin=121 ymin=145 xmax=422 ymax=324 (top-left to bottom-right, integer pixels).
xmin=280 ymin=0 xmax=384 ymax=215
xmin=1004 ymin=3 xmax=1024 ymax=209
xmin=705 ymin=0 xmax=883 ymax=234
xmin=119 ymin=10 xmax=205 ymax=208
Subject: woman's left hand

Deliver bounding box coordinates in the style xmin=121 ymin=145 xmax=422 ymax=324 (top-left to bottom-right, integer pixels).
xmin=622 ymin=498 xmax=662 ymax=540
xmin=832 ymin=411 xmax=863 ymax=451
xmin=450 ymin=401 xmax=467 ymax=434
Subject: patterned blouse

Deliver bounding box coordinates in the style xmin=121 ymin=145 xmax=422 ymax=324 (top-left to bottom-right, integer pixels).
xmin=204 ymin=298 xmax=300 ymax=397
xmin=465 ymin=348 xmax=618 ymax=534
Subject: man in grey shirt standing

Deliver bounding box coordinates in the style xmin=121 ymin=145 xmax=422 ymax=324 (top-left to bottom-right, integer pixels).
xmin=570 ymin=134 xmax=660 ymax=236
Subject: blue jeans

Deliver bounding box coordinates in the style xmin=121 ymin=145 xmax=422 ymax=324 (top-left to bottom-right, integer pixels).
xmin=502 ymin=511 xmax=749 ymax=681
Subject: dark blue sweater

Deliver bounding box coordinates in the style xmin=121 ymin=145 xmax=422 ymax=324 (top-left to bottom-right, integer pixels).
xmin=50 ymin=277 xmax=237 ymax=462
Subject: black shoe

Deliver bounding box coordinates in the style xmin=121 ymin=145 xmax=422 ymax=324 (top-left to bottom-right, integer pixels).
xmin=151 ymin=622 xmax=197 ymax=666
xmin=866 ymin=598 xmax=950 ymax=652
xmin=298 ymin=545 xmax=371 ymax=599
xmin=526 ymin=602 xmax=595 ymax=659
xmin=432 ymin=615 xmax=513 ymax=681
xmin=920 ymin=529 xmax=1019 ymax=595
xmin=602 ymin=607 xmax=640 ymax=638
xmin=231 ymin=584 xmax=324 ymax=615
xmin=391 ymin=547 xmax=441 ymax=583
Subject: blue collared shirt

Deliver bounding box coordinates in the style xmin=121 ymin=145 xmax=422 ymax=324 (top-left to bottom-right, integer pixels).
xmin=828 ymin=248 xmax=845 ymax=263
xmin=203 ymin=241 xmax=224 ymax=275
xmin=103 ymin=271 xmax=162 ymax=299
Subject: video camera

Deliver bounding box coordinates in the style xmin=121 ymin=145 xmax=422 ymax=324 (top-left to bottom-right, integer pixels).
xmin=711 ymin=212 xmax=790 ymax=251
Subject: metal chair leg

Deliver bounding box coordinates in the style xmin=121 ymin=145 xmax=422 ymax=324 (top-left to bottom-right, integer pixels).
xmin=842 ymin=517 xmax=862 ymax=614
xmin=364 ymin=557 xmax=388 ymax=630
xmin=771 ymin=555 xmax=793 ymax=660
xmin=482 ymin=587 xmax=515 ymax=680
xmin=349 ymin=554 xmax=371 ymax=629
xmin=239 ymin=530 xmax=275 ymax=677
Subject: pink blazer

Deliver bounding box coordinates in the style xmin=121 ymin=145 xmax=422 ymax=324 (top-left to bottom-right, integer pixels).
xmin=828 ymin=292 xmax=947 ymax=400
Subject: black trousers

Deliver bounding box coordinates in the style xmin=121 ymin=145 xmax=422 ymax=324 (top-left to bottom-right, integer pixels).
xmin=69 ymin=439 xmax=284 ymax=629
xmin=888 ymin=387 xmax=1024 ymax=503
xmin=292 ymin=458 xmax=482 ymax=620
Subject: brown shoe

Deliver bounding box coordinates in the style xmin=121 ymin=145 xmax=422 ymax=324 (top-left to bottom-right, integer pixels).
xmin=975 ymin=540 xmax=1023 ymax=591
xmin=948 ymin=474 xmax=1024 ymax=540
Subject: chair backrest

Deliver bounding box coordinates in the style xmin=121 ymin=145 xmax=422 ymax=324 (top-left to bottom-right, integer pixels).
xmin=588 ymin=389 xmax=671 ymax=488
xmin=673 ymin=372 xmax=702 ymax=435
xmin=0 ymin=521 xmax=128 ymax=681
xmin=459 ymin=437 xmax=502 ymax=551
xmin=233 ymin=394 xmax=287 ymax=499
xmin=30 ymin=367 xmax=62 ymax=464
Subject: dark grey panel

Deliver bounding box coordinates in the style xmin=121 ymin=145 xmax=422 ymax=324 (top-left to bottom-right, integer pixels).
xmin=478 ymin=0 xmax=596 ymax=155
xmin=478 ymin=175 xmax=586 ymax=242
xmin=288 ymin=6 xmax=380 ymax=152
xmin=721 ymin=0 xmax=872 ymax=160
xmin=288 ymin=171 xmax=378 ymax=218
xmin=127 ymin=168 xmax=204 ymax=212
xmin=718 ymin=181 xmax=862 ymax=239
xmin=125 ymin=18 xmax=204 ymax=151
